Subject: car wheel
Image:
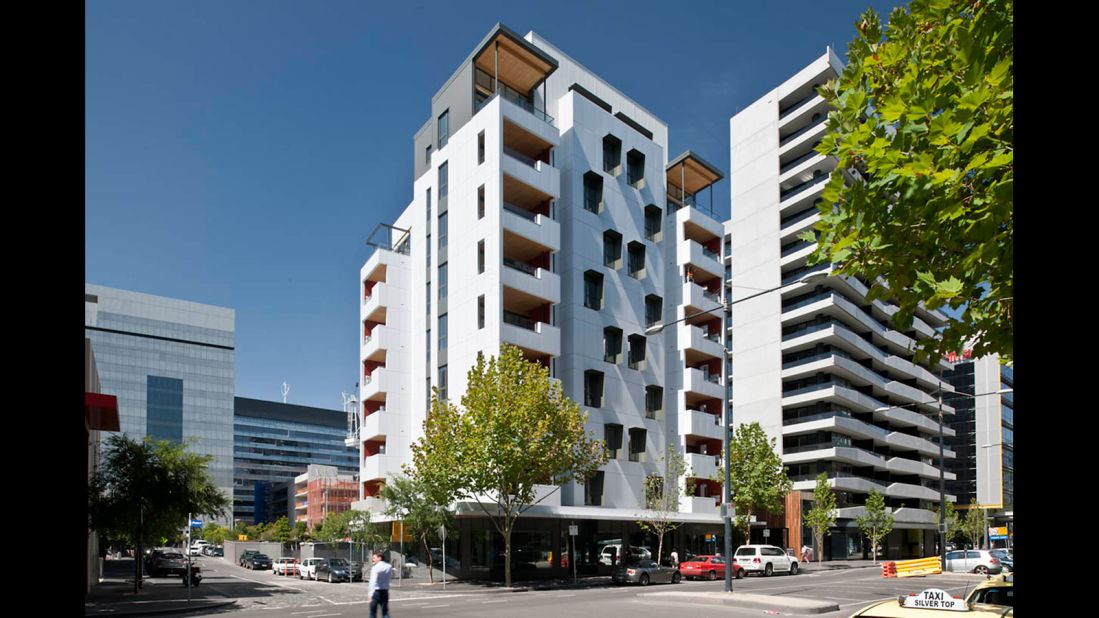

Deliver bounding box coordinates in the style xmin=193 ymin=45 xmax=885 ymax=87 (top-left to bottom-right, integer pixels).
xmin=672 ymin=572 xmax=681 ymax=584
xmin=790 ymin=562 xmax=799 ymax=576
xmin=735 ymin=568 xmax=745 ymax=579
xmin=974 ymin=566 xmax=989 ymax=575
xmin=765 ymin=563 xmax=773 ymax=577
xmin=639 ymin=574 xmax=650 ymax=586
xmin=706 ymin=570 xmax=717 ymax=581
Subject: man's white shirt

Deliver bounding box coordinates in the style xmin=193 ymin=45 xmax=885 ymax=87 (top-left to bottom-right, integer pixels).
xmin=368 ymin=560 xmax=393 ymax=597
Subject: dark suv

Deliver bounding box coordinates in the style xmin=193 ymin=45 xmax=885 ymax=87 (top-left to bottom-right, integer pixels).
xmin=315 ymin=558 xmax=352 ymax=583
xmin=244 ymin=553 xmax=272 ymax=570
xmin=239 ymin=550 xmax=260 ymax=567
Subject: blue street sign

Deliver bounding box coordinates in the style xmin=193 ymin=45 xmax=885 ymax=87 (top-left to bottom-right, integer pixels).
xmin=190 ymin=519 xmax=203 ymax=527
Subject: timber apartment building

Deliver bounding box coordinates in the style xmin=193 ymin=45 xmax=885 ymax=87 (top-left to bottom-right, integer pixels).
xmin=729 ymin=49 xmax=959 ymax=560
xmin=354 ymin=24 xmax=733 ymax=579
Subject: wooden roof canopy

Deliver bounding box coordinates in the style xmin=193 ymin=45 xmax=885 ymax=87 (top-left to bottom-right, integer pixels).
xmin=473 ymin=27 xmax=558 ymax=95
xmin=666 ymin=151 xmax=725 ymax=194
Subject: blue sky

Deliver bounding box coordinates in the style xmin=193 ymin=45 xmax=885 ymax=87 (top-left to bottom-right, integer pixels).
xmin=86 ymin=0 xmax=902 ymax=410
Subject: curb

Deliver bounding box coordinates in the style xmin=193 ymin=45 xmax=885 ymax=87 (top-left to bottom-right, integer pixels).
xmin=85 ymin=599 xmax=237 ymax=617
xmin=638 ymin=591 xmax=839 ymax=615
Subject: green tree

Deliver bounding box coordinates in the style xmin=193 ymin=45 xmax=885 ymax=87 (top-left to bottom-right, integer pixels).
xmin=292 ymin=521 xmax=310 ymax=543
xmin=803 ymin=473 xmax=837 ymax=565
xmin=88 ymin=434 xmax=230 ymax=592
xmin=381 ymin=473 xmax=453 ymax=584
xmin=960 ymin=499 xmax=987 ymax=549
xmin=636 ymin=445 xmax=693 ymax=565
xmin=718 ymin=422 xmax=793 ymax=542
xmin=260 ymin=516 xmax=293 ymax=543
xmin=934 ymin=500 xmax=962 ymax=547
xmin=802 ymin=0 xmax=1013 ymax=363
xmin=411 ymin=344 xmax=607 ymax=587
xmin=201 ymin=522 xmax=229 ymax=546
xmin=857 ymin=490 xmax=894 ymax=564
xmin=313 ymin=511 xmax=351 ymax=543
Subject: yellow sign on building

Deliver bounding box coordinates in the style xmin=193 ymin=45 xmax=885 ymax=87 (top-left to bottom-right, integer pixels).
xmin=238 ymin=534 xmax=248 ymax=541
xmin=390 ymin=521 xmax=412 ymax=543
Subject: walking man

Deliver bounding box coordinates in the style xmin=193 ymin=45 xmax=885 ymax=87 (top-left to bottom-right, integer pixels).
xmin=368 ymin=550 xmax=393 ymax=618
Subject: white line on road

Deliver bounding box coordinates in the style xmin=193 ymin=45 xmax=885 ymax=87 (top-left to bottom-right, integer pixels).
xmin=420 ymin=604 xmax=451 ymax=609
xmin=291 ymin=611 xmax=331 ymax=615
xmin=481 ymin=599 xmax=509 ymax=604
xmin=305 ymin=614 xmax=342 ymax=617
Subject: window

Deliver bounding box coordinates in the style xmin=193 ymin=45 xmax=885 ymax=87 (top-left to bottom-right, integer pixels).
xmin=478 ymin=130 xmax=485 ymax=164
xmin=147 ymin=376 xmax=183 ymax=443
xmin=478 ymin=185 xmax=485 ymax=219
xmin=437 ymin=110 xmax=449 ymax=148
xmin=425 ymin=376 xmax=432 ymax=411
xmin=603 ymin=327 xmax=623 ymax=364
xmin=425 ymin=145 xmax=432 ymax=165
xmin=644 ymin=205 xmax=661 ymax=241
xmin=478 ymin=295 xmax=485 ymax=329
xmin=426 ymin=282 xmax=431 ymax=316
xmin=645 ymin=386 xmax=663 ymax=419
xmin=438 ymin=314 xmax=447 ymax=351
xmin=628 ymin=428 xmax=647 ymax=463
xmin=425 ymin=329 xmax=431 ymax=360
xmin=627 ymin=149 xmax=645 ymax=187
xmin=438 ymin=263 xmax=447 ymax=300
xmin=603 ymin=230 xmax=622 ymax=269
xmin=584 ymin=471 xmax=605 ymax=506
xmin=644 ymin=295 xmax=662 ymax=328
xmin=604 ymin=423 xmax=623 ymax=459
xmin=438 ymin=162 xmax=448 ymax=209
xmin=584 ymin=270 xmax=603 ymax=310
xmin=477 ymin=240 xmax=485 ymax=274
xmin=602 ymin=134 xmax=622 ymax=176
xmin=438 ymin=212 xmax=448 ymax=249
xmin=627 ymin=241 xmax=645 ymax=279
xmin=438 ymin=365 xmax=448 ymax=401
xmin=426 ymin=188 xmax=432 ymax=225
xmin=584 ymin=370 xmax=604 ymax=408
xmin=628 ymin=334 xmax=646 ymax=370
xmin=583 ymin=171 xmax=603 ymax=213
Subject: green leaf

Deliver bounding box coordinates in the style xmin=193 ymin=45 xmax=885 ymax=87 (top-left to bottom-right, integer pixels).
xmin=986 ymin=58 xmax=1011 ymax=86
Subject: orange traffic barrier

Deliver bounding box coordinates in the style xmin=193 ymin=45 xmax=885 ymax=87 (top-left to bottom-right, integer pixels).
xmin=882 ymin=561 xmax=897 ymax=578
xmin=894 ymin=556 xmax=942 ymax=578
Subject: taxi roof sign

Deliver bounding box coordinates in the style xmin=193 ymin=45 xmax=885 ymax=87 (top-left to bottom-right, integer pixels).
xmin=900 ymin=589 xmax=967 ymax=611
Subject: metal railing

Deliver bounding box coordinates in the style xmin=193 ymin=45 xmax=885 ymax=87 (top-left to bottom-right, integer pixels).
xmin=782 ymin=409 xmax=853 ymax=426
xmin=668 ymin=185 xmax=720 ymax=220
xmin=503 ymin=257 xmax=538 ymax=276
xmin=476 ymin=86 xmax=556 ymax=127
xmin=781 ymin=239 xmax=814 ymax=257
xmin=780 ymin=148 xmax=823 ymax=174
xmin=779 ymin=115 xmax=826 ymax=147
xmin=503 ymin=146 xmax=544 ymax=169
xmin=782 ymin=291 xmax=832 ymax=313
xmin=503 ymin=311 xmax=539 ymax=331
xmin=780 ymin=205 xmax=820 ymax=228
xmin=503 ymin=201 xmax=539 ymax=221
xmin=781 ymin=264 xmax=831 ymax=285
xmin=781 ymin=320 xmax=833 ymax=341
xmin=702 ymin=288 xmax=721 ymax=303
xmin=699 ymin=244 xmax=721 ymax=262
xmin=779 ymin=91 xmax=820 ymax=119
xmin=780 ymin=173 xmax=830 ymax=201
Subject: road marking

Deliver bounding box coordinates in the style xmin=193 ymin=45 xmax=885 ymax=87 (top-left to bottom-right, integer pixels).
xmin=420 ymin=604 xmax=451 ymax=609
xmin=481 ymin=599 xmax=509 ymax=604
xmin=306 ymin=614 xmax=342 ymax=617
xmin=291 ymin=611 xmax=331 ymax=615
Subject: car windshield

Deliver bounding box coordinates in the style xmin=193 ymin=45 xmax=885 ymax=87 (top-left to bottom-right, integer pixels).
xmin=255 ymin=554 xmax=269 ymax=560
xmin=329 ymin=559 xmax=348 ymax=567
xmin=162 ymin=553 xmax=183 ymax=560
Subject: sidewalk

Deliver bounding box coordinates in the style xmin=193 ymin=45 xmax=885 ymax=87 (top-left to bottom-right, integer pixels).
xmin=85 ymin=558 xmax=237 ymax=617
xmin=798 ymin=558 xmax=884 ymax=573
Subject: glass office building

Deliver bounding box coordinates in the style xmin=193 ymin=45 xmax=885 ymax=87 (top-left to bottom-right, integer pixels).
xmin=84 ymin=284 xmax=235 ymax=520
xmin=234 ymin=397 xmax=359 ymax=525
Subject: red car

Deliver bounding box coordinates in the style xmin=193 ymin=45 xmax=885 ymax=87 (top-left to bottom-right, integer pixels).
xmin=678 ymin=555 xmax=743 ymax=581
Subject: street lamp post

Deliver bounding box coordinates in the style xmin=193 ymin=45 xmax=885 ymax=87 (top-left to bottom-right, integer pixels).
xmin=645 ymin=270 xmax=826 ymax=593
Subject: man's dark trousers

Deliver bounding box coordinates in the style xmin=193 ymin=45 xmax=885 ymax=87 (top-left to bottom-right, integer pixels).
xmin=370 ymin=589 xmax=390 ymax=617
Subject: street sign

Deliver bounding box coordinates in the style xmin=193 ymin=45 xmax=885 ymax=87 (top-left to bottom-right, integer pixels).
xmin=437 ymin=525 xmax=447 ymax=542
xmin=762 ymin=529 xmax=770 ymax=538
xmin=568 ymin=525 xmax=578 ymax=536
xmin=190 ymin=519 xmax=203 ymax=527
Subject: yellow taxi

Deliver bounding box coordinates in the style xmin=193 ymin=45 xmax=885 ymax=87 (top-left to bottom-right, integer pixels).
xmin=848 ymin=576 xmax=1013 ymax=617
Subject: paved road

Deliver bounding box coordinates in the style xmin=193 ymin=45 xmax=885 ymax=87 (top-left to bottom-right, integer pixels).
xmin=196 ymin=557 xmax=993 ymax=617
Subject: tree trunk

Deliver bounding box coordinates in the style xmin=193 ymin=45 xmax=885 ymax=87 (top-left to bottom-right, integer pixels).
xmin=656 ymin=529 xmax=664 ymax=566
xmin=422 ymin=534 xmax=434 ymax=584
xmin=503 ymin=518 xmax=513 ymax=588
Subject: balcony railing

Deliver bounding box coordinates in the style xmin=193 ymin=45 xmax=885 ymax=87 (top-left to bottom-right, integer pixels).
xmin=779 ymin=115 xmax=826 ymax=147
xmin=701 ymin=246 xmax=721 ymax=262
xmin=781 ymin=264 xmax=830 ymax=285
xmin=668 ymin=185 xmax=720 ymax=220
xmin=476 ymin=87 xmax=555 ymax=127
xmin=780 ymin=148 xmax=823 ymax=174
xmin=780 ymin=173 xmax=830 ymax=201
xmin=503 ymin=310 xmax=538 ymax=331
xmin=503 ymin=201 xmax=540 ymax=221
xmin=782 ymin=409 xmax=853 ymax=426
xmin=503 ymin=257 xmax=538 ymax=276
xmin=782 ymin=291 xmax=832 ymax=314
xmin=779 ymin=91 xmax=820 ymax=119
xmin=702 ymin=289 xmax=721 ymax=303
xmin=503 ymin=146 xmax=543 ymax=169
xmin=784 ymin=440 xmax=853 ymax=454
xmin=781 ymin=320 xmax=832 ymax=341
xmin=781 ymin=239 xmax=814 ymax=257
xmin=780 ymin=204 xmax=820 ymax=228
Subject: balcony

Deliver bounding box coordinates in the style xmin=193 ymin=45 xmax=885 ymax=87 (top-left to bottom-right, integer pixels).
xmin=778 ymin=94 xmax=829 ymax=135
xmin=362 ymin=453 xmax=400 ymax=483
xmin=352 ymin=496 xmax=388 ymax=515
xmin=361 ymin=367 xmax=394 ymax=402
xmin=779 ymin=208 xmax=821 ymax=243
xmin=667 ymin=152 xmax=725 ymax=222
xmin=778 ymin=175 xmax=829 ymax=216
xmin=682 ymin=495 xmax=720 ymax=515
xmin=684 ymin=367 xmax=724 ymax=400
xmin=678 ymin=239 xmax=723 ymax=281
xmin=679 ymin=408 xmax=723 ymax=442
xmin=677 ymin=322 xmax=723 ymax=361
xmin=685 ymin=452 xmax=719 ymax=480
xmin=779 ymin=240 xmax=817 ymax=270
xmin=502 ymin=146 xmax=560 ymax=200
xmin=361 ymin=281 xmax=396 ymax=323
xmin=472 ymin=28 xmax=558 ymax=127
xmin=503 ymin=205 xmax=560 ymax=253
xmin=502 ymin=259 xmax=561 ymax=305
xmin=361 ymin=408 xmax=393 ymax=442
xmin=683 ymin=281 xmax=723 ymax=314
xmin=887 ymin=482 xmax=940 ymax=502
xmin=362 ymin=324 xmax=398 ymax=362
xmin=885 ymin=456 xmax=951 ymax=481
xmin=502 ymin=313 xmax=561 ymax=358
xmin=779 ymin=119 xmax=827 ymax=160
xmin=885 ymin=430 xmax=944 ymax=458
xmin=782 ymin=413 xmax=889 ymax=444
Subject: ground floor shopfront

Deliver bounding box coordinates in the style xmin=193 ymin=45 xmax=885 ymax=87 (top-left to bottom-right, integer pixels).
xmin=803 ymin=523 xmax=937 ymax=562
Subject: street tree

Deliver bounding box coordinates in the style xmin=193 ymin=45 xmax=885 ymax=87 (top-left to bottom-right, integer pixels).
xmin=719 ymin=422 xmax=793 ymax=542
xmin=960 ymin=499 xmax=987 ymax=549
xmin=312 ymin=511 xmax=350 ymax=543
xmin=803 ymin=473 xmax=837 ymax=565
xmin=934 ymin=500 xmax=963 ymax=547
xmin=411 ymin=344 xmax=607 ymax=587
xmin=381 ymin=473 xmax=454 ymax=583
xmin=201 ymin=523 xmax=229 ymax=546
xmin=636 ymin=445 xmax=693 ymax=564
xmin=802 ymin=0 xmax=1013 ymax=363
xmin=88 ymin=434 xmax=229 ymax=592
xmin=292 ymin=521 xmax=310 ymax=543
xmin=260 ymin=516 xmax=292 ymax=543
xmin=857 ymin=490 xmax=894 ymax=564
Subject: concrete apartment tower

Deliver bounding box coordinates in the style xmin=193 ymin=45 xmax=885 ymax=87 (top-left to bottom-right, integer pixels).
xmin=356 ymin=24 xmax=732 ymax=578
xmin=729 ymin=50 xmax=960 ymax=560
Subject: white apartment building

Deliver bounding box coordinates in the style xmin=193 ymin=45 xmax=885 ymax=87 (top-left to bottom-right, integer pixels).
xmin=729 ymin=49 xmax=960 ymax=560
xmin=355 ymin=24 xmax=733 ymax=579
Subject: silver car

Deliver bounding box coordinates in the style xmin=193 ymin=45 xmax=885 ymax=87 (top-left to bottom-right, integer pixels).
xmin=611 ymin=559 xmax=681 ymax=586
xmin=945 ymin=549 xmax=1003 ymax=574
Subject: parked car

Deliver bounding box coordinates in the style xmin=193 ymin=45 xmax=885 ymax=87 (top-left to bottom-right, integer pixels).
xmin=147 ymin=549 xmax=190 ymax=577
xmin=597 ymin=544 xmax=651 ymax=566
xmin=315 ymin=557 xmax=352 ymax=583
xmin=679 ymin=554 xmax=743 ymax=581
xmin=944 ymin=550 xmax=1002 ymax=575
xmin=988 ymin=549 xmax=1012 ymax=573
xmin=299 ymin=557 xmax=327 ymax=580
xmin=189 ymin=540 xmax=210 ymax=556
xmin=612 ymin=558 xmax=681 ymax=585
xmin=202 ymin=545 xmax=224 ymax=557
xmin=239 ymin=550 xmax=260 ymax=567
xmin=734 ymin=544 xmax=799 ymax=576
xmin=349 ymin=561 xmax=364 ymax=582
xmin=244 ymin=553 xmax=272 ymax=570
xmin=273 ymin=558 xmax=300 ymax=576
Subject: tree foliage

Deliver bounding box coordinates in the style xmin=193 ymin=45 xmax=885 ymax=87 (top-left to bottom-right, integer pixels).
xmin=719 ymin=422 xmax=793 ymax=541
xmin=803 ymin=0 xmax=1013 ymax=363
xmin=960 ymin=499 xmax=987 ymax=548
xmin=636 ymin=445 xmax=693 ymax=564
xmin=803 ymin=473 xmax=837 ymax=565
xmin=260 ymin=516 xmax=293 ymax=543
xmin=934 ymin=500 xmax=962 ymax=545
xmin=857 ymin=490 xmax=894 ymax=564
xmin=410 ymin=344 xmax=607 ymax=587
xmin=381 ymin=473 xmax=453 ymax=583
xmin=200 ymin=522 xmax=229 ymax=546
xmin=88 ymin=434 xmax=229 ymax=591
